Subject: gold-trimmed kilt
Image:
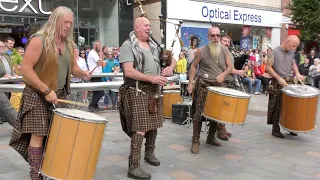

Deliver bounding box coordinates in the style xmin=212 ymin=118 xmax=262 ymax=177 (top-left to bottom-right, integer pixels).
xmin=9 ymin=86 xmax=67 ymax=161
xmin=118 ymin=83 xmax=163 ymax=137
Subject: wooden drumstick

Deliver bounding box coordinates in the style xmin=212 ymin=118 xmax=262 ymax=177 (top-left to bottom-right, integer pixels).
xmin=57 ymin=99 xmax=89 ymax=107
xmin=89 ymin=65 xmax=99 ymax=75
xmin=298 ymin=79 xmax=307 ymax=88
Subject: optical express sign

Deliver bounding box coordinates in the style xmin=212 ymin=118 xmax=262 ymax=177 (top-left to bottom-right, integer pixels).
xmin=167 ymin=0 xmax=282 ymax=27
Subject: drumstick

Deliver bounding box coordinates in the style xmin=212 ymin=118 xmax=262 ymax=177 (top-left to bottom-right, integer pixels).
xmin=57 ymin=99 xmax=89 ymax=107
xmin=298 ymin=79 xmax=307 ymax=88
xmin=89 ymin=65 xmax=99 ymax=75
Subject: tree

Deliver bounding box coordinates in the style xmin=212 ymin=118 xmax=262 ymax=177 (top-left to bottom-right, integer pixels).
xmin=288 ymin=0 xmax=320 ymax=41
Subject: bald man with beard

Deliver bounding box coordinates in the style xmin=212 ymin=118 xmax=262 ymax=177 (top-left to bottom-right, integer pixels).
xmin=187 ymin=27 xmax=233 ymax=154
xmin=266 ymin=35 xmax=304 ymax=138
xmin=118 ymin=17 xmax=176 ymax=179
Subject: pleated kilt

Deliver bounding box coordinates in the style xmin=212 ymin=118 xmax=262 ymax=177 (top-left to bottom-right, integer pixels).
xmin=191 ymin=77 xmax=223 ymax=122
xmin=267 ymin=78 xmax=294 ymax=125
xmin=118 ymin=83 xmax=163 ymax=137
xmin=9 ymin=86 xmax=67 ymax=161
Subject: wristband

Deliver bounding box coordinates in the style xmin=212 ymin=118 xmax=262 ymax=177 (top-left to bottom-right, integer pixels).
xmin=43 ymin=87 xmax=52 ymax=96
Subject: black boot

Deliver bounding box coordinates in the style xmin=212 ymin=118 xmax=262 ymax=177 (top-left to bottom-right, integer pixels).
xmin=206 ymin=121 xmax=222 ymax=146
xmin=144 ymin=129 xmax=160 ymax=166
xmin=128 ymin=133 xmax=151 ymax=180
xmin=28 ymin=146 xmax=43 ymax=180
xmin=289 ymin=132 xmax=298 ymax=136
xmin=272 ymin=124 xmax=285 ymax=138
xmin=191 ymin=121 xmax=202 ymax=154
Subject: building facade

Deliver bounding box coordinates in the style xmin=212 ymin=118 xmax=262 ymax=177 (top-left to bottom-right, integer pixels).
xmin=0 ymin=0 xmax=133 ymax=48
xmin=162 ymin=0 xmax=283 ymax=59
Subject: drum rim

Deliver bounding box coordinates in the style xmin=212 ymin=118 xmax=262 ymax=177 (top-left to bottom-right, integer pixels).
xmin=281 ymin=85 xmax=320 ymax=98
xmin=163 ymin=90 xmax=181 ymax=93
xmin=40 ymin=171 xmax=94 ymax=180
xmin=53 ymin=108 xmax=108 ymax=123
xmin=206 ymin=87 xmax=251 ymax=98
xmin=201 ymin=114 xmax=246 ymax=125
xmin=279 ymin=123 xmax=316 ymax=134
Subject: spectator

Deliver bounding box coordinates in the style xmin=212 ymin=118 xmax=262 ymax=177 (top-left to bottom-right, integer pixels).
xmin=253 ymin=58 xmax=271 ymax=93
xmin=87 ymin=40 xmax=104 ymax=112
xmin=110 ymin=65 xmax=123 ymax=111
xmin=299 ymin=49 xmax=307 ymax=65
xmin=308 ymin=58 xmax=320 ymax=88
xmin=102 ymin=50 xmax=117 ymax=110
xmin=307 ymin=49 xmax=318 ymax=66
xmin=4 ymin=37 xmax=15 ymax=57
xmin=296 ymin=58 xmax=310 ymax=84
xmin=175 ymin=52 xmax=187 ymax=74
xmin=242 ymin=63 xmax=261 ymax=95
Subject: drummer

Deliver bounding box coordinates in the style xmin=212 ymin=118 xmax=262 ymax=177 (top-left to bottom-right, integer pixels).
xmin=9 ymin=7 xmax=91 ymax=180
xmin=266 ymin=35 xmax=304 ymax=138
xmin=187 ymin=26 xmax=232 ymax=154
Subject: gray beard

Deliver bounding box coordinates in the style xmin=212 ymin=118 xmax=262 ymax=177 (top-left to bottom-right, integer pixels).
xmin=209 ymin=42 xmax=221 ymax=60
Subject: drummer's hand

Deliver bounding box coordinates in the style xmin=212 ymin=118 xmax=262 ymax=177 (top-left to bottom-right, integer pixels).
xmin=235 ymin=70 xmax=245 ymax=77
xmin=3 ymin=74 xmax=12 ymax=79
xmin=278 ymin=77 xmax=288 ymax=86
xmin=187 ymin=83 xmax=193 ymax=94
xmin=151 ymin=76 xmax=168 ymax=86
xmin=161 ymin=66 xmax=174 ymax=77
xmin=216 ymin=74 xmax=225 ymax=83
xmin=296 ymin=74 xmax=305 ymax=81
xmin=45 ymin=90 xmax=58 ymax=104
xmin=83 ymin=71 xmax=91 ymax=81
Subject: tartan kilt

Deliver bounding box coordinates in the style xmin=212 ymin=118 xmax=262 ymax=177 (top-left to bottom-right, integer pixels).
xmin=267 ymin=78 xmax=294 ymax=125
xmin=118 ymin=83 xmax=163 ymax=137
xmin=191 ymin=77 xmax=223 ymax=122
xmin=9 ymin=86 xmax=67 ymax=161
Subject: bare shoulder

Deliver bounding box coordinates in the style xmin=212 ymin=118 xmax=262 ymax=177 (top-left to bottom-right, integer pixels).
xmin=27 ymin=36 xmax=43 ymax=51
xmin=22 ymin=36 xmax=44 ymax=66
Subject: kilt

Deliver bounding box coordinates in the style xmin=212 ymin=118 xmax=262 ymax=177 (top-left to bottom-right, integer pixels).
xmin=191 ymin=77 xmax=223 ymax=122
xmin=119 ymin=83 xmax=163 ymax=137
xmin=267 ymin=78 xmax=293 ymax=125
xmin=9 ymin=86 xmax=67 ymax=161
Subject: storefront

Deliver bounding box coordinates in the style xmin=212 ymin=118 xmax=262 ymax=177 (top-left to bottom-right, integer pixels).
xmin=0 ymin=0 xmax=133 ymax=48
xmin=163 ymin=0 xmax=283 ymax=58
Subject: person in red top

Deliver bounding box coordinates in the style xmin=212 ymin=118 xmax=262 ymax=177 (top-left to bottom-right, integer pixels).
xmin=253 ymin=56 xmax=271 ymax=93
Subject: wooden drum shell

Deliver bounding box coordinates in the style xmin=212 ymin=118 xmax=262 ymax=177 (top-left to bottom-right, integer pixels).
xmin=280 ymin=93 xmax=318 ymax=133
xmin=203 ymin=88 xmax=250 ymax=125
xmin=41 ymin=109 xmax=107 ymax=180
xmin=162 ymin=90 xmax=182 ymax=118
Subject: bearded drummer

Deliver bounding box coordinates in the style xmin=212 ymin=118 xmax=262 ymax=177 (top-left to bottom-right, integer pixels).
xmin=118 ymin=17 xmax=176 ymax=179
xmin=9 ymin=7 xmax=91 ymax=180
xmin=187 ymin=26 xmax=233 ymax=154
xmin=266 ymin=35 xmax=304 ymax=138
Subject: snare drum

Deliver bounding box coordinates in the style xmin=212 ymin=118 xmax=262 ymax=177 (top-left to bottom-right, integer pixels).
xmin=280 ymin=84 xmax=319 ymax=133
xmin=166 ymin=74 xmax=180 ymax=83
xmin=162 ymin=90 xmax=182 ymax=118
xmin=202 ymin=86 xmax=251 ymax=124
xmin=41 ymin=108 xmax=108 ymax=180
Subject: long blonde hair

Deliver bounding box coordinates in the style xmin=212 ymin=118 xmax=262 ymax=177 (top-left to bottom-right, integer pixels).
xmin=37 ymin=6 xmax=74 ymax=53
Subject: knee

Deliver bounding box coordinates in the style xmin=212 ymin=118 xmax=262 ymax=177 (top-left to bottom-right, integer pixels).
xmin=137 ymin=132 xmax=146 ymax=136
xmin=30 ymin=134 xmax=44 ymax=146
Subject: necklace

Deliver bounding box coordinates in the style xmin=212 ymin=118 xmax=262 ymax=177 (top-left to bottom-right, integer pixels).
xmin=57 ymin=40 xmax=63 ymax=55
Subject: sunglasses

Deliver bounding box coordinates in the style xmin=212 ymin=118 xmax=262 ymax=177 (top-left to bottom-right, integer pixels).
xmin=209 ymin=34 xmax=221 ymax=38
xmin=80 ymin=52 xmax=85 ymax=54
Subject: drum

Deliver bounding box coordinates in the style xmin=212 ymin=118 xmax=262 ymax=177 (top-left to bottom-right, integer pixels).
xmin=166 ymin=74 xmax=179 ymax=83
xmin=202 ymin=86 xmax=251 ymax=124
xmin=280 ymin=84 xmax=319 ymax=133
xmin=162 ymin=90 xmax=182 ymax=118
xmin=40 ymin=108 xmax=108 ymax=180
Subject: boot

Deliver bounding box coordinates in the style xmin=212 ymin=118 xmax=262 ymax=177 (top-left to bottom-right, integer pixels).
xmin=191 ymin=121 xmax=202 ymax=154
xmin=128 ymin=133 xmax=151 ymax=180
xmin=289 ymin=132 xmax=298 ymax=136
xmin=144 ymin=130 xmax=160 ymax=166
xmin=28 ymin=146 xmax=43 ymax=180
xmin=272 ymin=124 xmax=285 ymax=138
xmin=206 ymin=122 xmax=222 ymax=146
xmin=217 ymin=124 xmax=230 ymax=140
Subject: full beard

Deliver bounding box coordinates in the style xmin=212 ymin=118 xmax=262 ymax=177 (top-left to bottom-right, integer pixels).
xmin=209 ymin=41 xmax=221 ymax=60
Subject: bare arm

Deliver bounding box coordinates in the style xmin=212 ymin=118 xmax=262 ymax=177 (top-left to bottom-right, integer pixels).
xmin=20 ymin=37 xmax=48 ymax=93
xmin=188 ymin=49 xmax=201 ymax=84
xmin=292 ymin=61 xmax=301 ymax=77
xmin=221 ymin=49 xmax=233 ymax=78
xmin=122 ymin=62 xmax=154 ymax=82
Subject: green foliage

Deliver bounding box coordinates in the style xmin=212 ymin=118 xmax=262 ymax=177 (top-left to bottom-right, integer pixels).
xmin=288 ymin=0 xmax=320 ymax=41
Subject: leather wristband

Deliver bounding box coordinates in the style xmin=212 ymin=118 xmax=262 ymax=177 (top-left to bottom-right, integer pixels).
xmin=43 ymin=87 xmax=52 ymax=96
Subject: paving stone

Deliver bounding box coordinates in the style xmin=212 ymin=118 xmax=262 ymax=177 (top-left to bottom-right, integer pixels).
xmin=232 ymin=172 xmax=267 ymax=180
xmin=169 ymin=170 xmax=195 ymax=180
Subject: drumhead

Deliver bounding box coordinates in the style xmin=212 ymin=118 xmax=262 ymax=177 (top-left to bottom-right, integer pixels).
xmin=163 ymin=90 xmax=180 ymax=93
xmin=166 ymin=75 xmax=179 ymax=82
xmin=282 ymin=84 xmax=319 ymax=97
xmin=54 ymin=108 xmax=107 ymax=123
xmin=207 ymin=86 xmax=250 ymax=98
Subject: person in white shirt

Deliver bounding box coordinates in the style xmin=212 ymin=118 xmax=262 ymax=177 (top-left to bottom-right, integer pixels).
xmin=87 ymin=40 xmax=103 ymax=112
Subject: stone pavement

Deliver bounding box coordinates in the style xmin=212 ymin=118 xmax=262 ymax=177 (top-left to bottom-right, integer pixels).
xmin=0 ymin=95 xmax=320 ymax=180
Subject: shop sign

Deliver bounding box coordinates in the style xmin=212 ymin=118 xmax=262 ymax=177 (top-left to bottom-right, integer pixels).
xmin=0 ymin=0 xmax=51 ymax=15
xmin=75 ymin=21 xmax=99 ymax=29
xmin=167 ymin=0 xmax=282 ymax=28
